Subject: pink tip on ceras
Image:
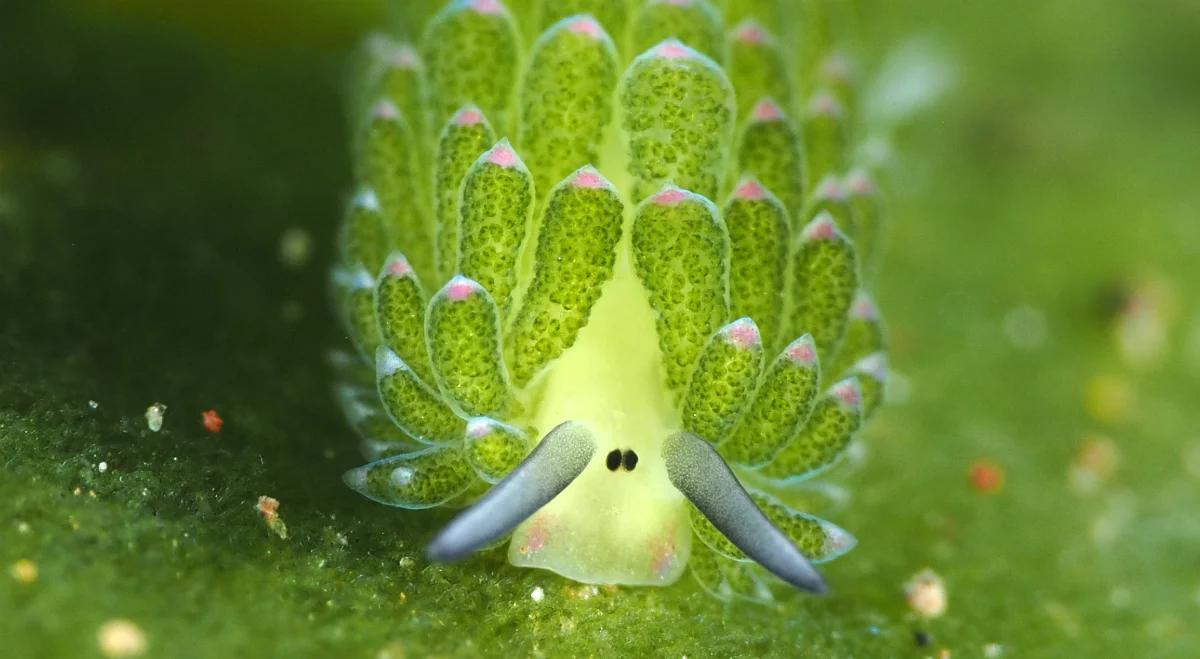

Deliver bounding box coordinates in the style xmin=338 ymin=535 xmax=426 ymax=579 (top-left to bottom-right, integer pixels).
xmin=655 ymin=40 xmax=693 ymax=60
xmin=373 ymin=100 xmax=400 ymax=120
xmin=723 ymin=318 xmax=761 ymax=350
xmin=751 ymin=99 xmax=784 ymax=122
xmin=832 ymin=378 xmax=864 ymax=409
xmin=854 ymin=352 xmax=888 ymax=380
xmin=814 ymin=175 xmax=845 ymax=201
xmin=808 ymin=91 xmax=844 ymax=118
xmin=385 ymin=254 xmax=414 ymax=277
xmin=786 ymin=336 xmax=818 ymax=365
xmin=469 ymin=0 xmax=506 ymax=15
xmin=572 ymin=167 xmax=608 ymax=189
xmin=487 ymin=141 xmax=520 ymax=168
xmin=735 ymin=178 xmax=767 ymax=201
xmin=846 ymin=168 xmax=878 ymax=196
xmin=353 ymin=188 xmax=380 ymax=211
xmin=445 ymin=276 xmax=480 ymax=301
xmin=734 ymin=20 xmax=768 ymax=45
xmin=454 ymin=106 xmax=485 ymax=125
xmin=851 ymin=292 xmax=878 ymax=320
xmin=653 ymin=187 xmax=689 ymax=206
xmin=566 ymin=16 xmax=604 ymax=39
xmin=390 ymin=44 xmax=420 ymax=70
xmin=466 ymin=418 xmax=495 ymax=439
xmin=802 ymin=212 xmax=839 ymax=241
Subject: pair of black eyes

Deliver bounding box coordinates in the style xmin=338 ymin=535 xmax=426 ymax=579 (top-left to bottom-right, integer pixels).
xmin=605 ymin=449 xmax=639 ymax=472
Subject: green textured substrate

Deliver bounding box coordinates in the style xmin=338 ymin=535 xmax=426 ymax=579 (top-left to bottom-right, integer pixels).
xmin=2 ymin=1 xmax=1199 ymax=657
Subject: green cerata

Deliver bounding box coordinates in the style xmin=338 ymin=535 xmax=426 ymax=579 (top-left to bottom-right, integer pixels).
xmin=331 ymin=0 xmax=890 ymax=603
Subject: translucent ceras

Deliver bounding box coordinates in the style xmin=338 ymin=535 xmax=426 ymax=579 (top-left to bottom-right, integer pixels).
xmin=332 ymin=0 xmax=890 ymax=603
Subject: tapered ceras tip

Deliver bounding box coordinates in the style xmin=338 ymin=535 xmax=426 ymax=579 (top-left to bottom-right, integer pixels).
xmin=813 ymin=175 xmax=845 ymax=201
xmin=381 ymin=252 xmax=415 ymax=279
xmin=734 ymin=19 xmax=770 ymax=45
xmin=721 ymin=317 xmax=761 ymax=351
xmin=373 ymin=99 xmax=400 ymax=120
xmin=851 ymin=291 xmax=879 ymax=320
xmin=467 ymin=0 xmax=506 ymax=16
xmin=808 ymin=90 xmax=845 ymax=118
xmin=750 ymin=98 xmax=785 ymax=122
xmin=734 ymin=177 xmax=768 ymax=201
xmin=785 ymin=334 xmax=819 ymax=365
xmin=453 ymin=105 xmax=486 ymax=126
xmin=802 ymin=211 xmax=842 ymax=242
xmin=441 ymin=275 xmax=483 ymax=301
xmin=570 ymin=165 xmax=613 ymax=190
xmin=564 ymin=16 xmax=605 ymax=40
xmin=485 ymin=139 xmax=524 ymax=169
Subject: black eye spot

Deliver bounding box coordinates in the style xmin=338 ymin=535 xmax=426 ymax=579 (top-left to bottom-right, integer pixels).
xmin=606 ymin=449 xmax=622 ymax=471
xmin=622 ymin=450 xmax=639 ymax=471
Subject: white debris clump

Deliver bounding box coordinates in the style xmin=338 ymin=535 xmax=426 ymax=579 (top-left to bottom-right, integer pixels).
xmin=530 ymin=586 xmax=545 ymax=603
xmin=905 ymin=568 xmax=948 ymax=618
xmin=145 ymin=403 xmax=167 ymax=432
xmin=97 ymin=619 xmax=147 ymax=658
xmin=98 ymin=461 xmax=108 ymax=473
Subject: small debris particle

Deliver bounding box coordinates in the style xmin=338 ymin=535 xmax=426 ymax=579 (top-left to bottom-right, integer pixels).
xmin=98 ymin=461 xmax=108 ymax=474
xmin=88 ymin=400 xmax=99 ymax=410
xmin=97 ymin=619 xmax=147 ymax=658
xmin=567 ymin=584 xmax=600 ymax=600
xmin=968 ymin=460 xmax=1004 ymax=493
xmin=279 ymin=227 xmax=313 ymax=268
xmin=202 ymin=409 xmax=224 ymax=433
xmin=397 ymin=556 xmax=414 ymax=568
xmin=17 ymin=521 xmax=31 ymax=535
xmin=144 ymin=403 xmax=166 ymax=432
xmin=937 ymin=650 xmax=951 ymax=659
xmin=376 ymin=641 xmax=407 ymax=659
xmin=1083 ymin=374 xmax=1132 ymax=425
xmin=256 ymin=496 xmax=288 ymax=539
xmin=914 ymin=630 xmax=933 ymax=646
xmin=9 ymin=559 xmax=38 ymax=584
xmin=1002 ymin=305 xmax=1047 ymax=349
xmin=982 ymin=643 xmax=1004 ymax=658
xmin=905 ymin=568 xmax=948 ymax=618
xmin=1068 ymin=435 xmax=1120 ymax=495
xmin=530 ymin=586 xmax=545 ymax=603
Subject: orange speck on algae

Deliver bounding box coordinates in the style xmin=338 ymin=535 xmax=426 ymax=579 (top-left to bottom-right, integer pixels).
xmin=202 ymin=409 xmax=224 ymax=433
xmin=969 ymin=460 xmax=1005 ymax=494
xmin=257 ymin=495 xmax=288 ymax=539
xmin=1068 ymin=435 xmax=1120 ymax=495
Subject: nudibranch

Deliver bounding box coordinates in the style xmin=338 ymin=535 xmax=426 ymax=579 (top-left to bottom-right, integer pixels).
xmin=332 ymin=0 xmax=889 ymax=602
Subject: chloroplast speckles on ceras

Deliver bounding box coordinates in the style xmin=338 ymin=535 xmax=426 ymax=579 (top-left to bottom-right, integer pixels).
xmin=333 ymin=0 xmax=894 ymax=603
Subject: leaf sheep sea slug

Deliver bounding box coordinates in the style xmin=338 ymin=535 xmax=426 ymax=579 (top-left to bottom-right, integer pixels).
xmin=331 ymin=0 xmax=890 ymax=602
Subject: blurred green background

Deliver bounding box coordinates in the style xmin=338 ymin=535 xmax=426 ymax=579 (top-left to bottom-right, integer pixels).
xmin=2 ymin=0 xmax=1198 ymax=657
